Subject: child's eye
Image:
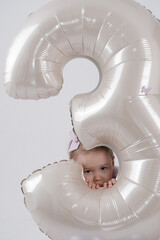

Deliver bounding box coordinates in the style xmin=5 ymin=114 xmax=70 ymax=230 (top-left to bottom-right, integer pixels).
xmin=84 ymin=170 xmax=92 ymax=174
xmin=101 ymin=167 xmax=107 ymax=171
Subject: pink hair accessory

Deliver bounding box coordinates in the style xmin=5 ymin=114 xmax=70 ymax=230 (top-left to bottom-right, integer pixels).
xmin=68 ymin=130 xmax=80 ymax=152
xmin=141 ymin=85 xmax=152 ymax=95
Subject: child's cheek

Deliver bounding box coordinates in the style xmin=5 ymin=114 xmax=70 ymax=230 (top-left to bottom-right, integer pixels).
xmin=84 ymin=173 xmax=92 ymax=183
xmin=103 ymin=170 xmax=112 ymax=181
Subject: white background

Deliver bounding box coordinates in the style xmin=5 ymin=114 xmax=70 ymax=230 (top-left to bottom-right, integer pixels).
xmin=0 ymin=0 xmax=160 ymax=239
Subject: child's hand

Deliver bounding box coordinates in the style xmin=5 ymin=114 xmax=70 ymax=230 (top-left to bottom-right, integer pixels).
xmin=106 ymin=178 xmax=116 ymax=188
xmin=86 ymin=180 xmax=101 ymax=189
xmin=86 ymin=178 xmax=116 ymax=189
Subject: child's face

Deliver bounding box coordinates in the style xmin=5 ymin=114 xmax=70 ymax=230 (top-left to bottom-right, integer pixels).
xmin=76 ymin=150 xmax=114 ymax=187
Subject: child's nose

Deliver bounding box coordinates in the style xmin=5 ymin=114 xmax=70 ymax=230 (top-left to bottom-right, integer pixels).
xmin=94 ymin=172 xmax=101 ymax=181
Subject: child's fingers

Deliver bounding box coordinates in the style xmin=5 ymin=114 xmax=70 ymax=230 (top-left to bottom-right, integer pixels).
xmin=108 ymin=180 xmax=113 ymax=188
xmin=106 ymin=179 xmax=117 ymax=188
xmin=111 ymin=178 xmax=116 ymax=185
xmin=103 ymin=182 xmax=107 ymax=189
xmin=96 ymin=183 xmax=100 ymax=189
xmin=88 ymin=181 xmax=96 ymax=189
xmin=88 ymin=182 xmax=99 ymax=189
xmin=88 ymin=182 xmax=92 ymax=188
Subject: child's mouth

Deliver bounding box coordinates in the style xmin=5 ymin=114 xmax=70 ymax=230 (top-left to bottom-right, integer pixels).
xmin=95 ymin=182 xmax=103 ymax=187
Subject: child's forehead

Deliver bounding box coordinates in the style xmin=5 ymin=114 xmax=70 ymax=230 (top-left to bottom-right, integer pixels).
xmin=85 ymin=149 xmax=110 ymax=158
xmin=81 ymin=150 xmax=112 ymax=167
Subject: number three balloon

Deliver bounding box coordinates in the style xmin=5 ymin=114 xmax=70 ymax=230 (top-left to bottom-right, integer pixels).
xmin=4 ymin=0 xmax=160 ymax=239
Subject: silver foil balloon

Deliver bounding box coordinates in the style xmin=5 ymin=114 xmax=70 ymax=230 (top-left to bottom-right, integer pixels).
xmin=4 ymin=0 xmax=160 ymax=239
